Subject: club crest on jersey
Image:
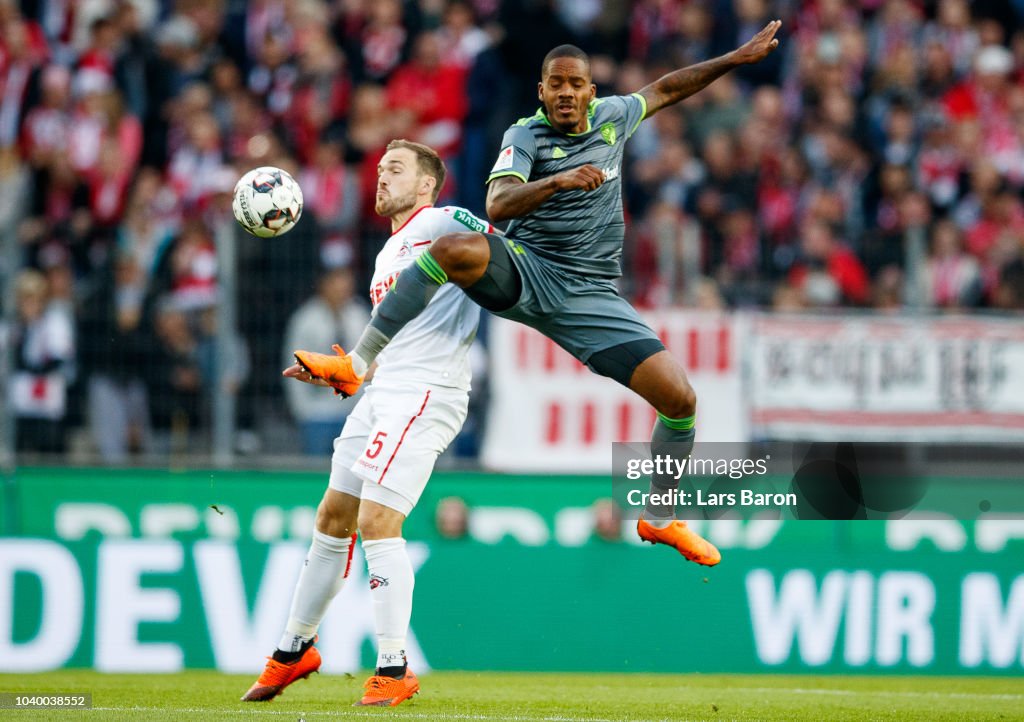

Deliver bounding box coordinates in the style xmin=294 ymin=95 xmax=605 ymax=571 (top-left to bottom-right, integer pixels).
xmin=600 ymin=122 xmax=617 ymax=146
xmin=397 ymin=240 xmax=413 ymax=257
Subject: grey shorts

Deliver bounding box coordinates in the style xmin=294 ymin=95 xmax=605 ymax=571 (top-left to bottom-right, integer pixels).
xmin=488 ymin=234 xmax=663 ymax=365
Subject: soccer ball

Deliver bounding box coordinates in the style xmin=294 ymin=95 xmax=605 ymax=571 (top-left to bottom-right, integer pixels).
xmin=232 ymin=166 xmax=304 ymax=237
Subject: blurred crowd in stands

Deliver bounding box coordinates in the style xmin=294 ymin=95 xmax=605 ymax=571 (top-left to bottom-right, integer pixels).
xmin=5 ymin=0 xmax=1024 ymax=458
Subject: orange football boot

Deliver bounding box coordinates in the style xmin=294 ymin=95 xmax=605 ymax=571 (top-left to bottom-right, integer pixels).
xmin=241 ymin=639 xmax=321 ymax=701
xmin=354 ymin=668 xmax=420 ymax=707
xmin=637 ymin=516 xmax=722 ymax=566
xmin=294 ymin=344 xmax=365 ymax=398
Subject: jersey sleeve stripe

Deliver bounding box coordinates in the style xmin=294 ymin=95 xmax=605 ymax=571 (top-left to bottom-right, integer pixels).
xmin=630 ymin=92 xmax=647 ymax=135
xmin=416 ymin=252 xmax=449 ymax=285
xmin=487 ymin=170 xmax=528 ymax=184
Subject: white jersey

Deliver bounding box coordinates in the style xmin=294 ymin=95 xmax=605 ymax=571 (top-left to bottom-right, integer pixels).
xmin=368 ymin=205 xmax=490 ymax=391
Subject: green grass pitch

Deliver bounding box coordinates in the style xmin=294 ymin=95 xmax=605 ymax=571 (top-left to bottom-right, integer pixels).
xmin=1 ymin=671 xmax=1022 ymax=721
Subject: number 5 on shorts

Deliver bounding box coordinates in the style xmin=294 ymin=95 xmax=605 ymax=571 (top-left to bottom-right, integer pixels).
xmin=367 ymin=431 xmax=388 ymax=459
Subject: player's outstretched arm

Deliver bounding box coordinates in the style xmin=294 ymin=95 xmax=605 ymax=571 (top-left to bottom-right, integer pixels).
xmin=486 ymin=165 xmax=607 ymax=222
xmin=637 ymin=19 xmax=781 ymax=119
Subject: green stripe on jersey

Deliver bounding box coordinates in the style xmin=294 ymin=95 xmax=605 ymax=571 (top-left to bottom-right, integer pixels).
xmin=487 ymin=170 xmax=528 ymax=185
xmin=630 ymin=92 xmax=648 ymax=132
xmin=416 ymin=252 xmax=448 ymax=285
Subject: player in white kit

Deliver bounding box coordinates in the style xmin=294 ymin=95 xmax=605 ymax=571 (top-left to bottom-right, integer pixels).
xmin=242 ymin=140 xmax=489 ymax=707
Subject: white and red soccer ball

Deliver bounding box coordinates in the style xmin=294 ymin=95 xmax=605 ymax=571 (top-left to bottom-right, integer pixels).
xmin=232 ymin=166 xmax=304 ymax=237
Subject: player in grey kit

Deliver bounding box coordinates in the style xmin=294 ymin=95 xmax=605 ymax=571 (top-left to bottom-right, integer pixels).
xmin=294 ymin=22 xmax=783 ymax=566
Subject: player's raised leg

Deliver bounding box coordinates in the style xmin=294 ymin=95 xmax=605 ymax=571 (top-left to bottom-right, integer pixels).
xmin=352 ymin=231 xmax=492 ymax=368
xmin=627 ymin=351 xmax=720 ymax=566
xmin=353 ymin=499 xmax=420 ymax=707
xmin=241 ymin=489 xmax=358 ymax=701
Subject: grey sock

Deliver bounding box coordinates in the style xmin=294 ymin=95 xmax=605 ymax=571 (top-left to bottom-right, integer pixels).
xmin=644 ymin=414 xmax=696 ymax=520
xmin=353 ymin=253 xmax=445 ymax=366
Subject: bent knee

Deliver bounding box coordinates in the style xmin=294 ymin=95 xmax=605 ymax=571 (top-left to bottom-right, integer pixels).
xmin=357 ymin=506 xmax=404 ymax=540
xmin=316 ymin=501 xmax=357 ymax=538
xmin=662 ymin=380 xmax=697 ymax=420
xmin=431 ymin=232 xmax=489 ymax=277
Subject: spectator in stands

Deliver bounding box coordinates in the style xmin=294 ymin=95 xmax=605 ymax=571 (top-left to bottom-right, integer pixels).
xmin=872 ymin=266 xmax=905 ymax=311
xmin=686 ymin=75 xmax=748 ymax=146
xmin=299 ymin=138 xmax=361 ymax=239
xmin=78 ymin=15 xmax=118 ymax=81
xmin=167 ymin=221 xmax=218 ymax=312
xmin=80 ymin=248 xmax=152 ymax=463
xmin=920 ymin=37 xmax=958 ymax=101
xmin=147 ymin=297 xmax=203 ymax=451
xmin=386 ymin=31 xmax=467 ymax=159
xmin=944 ymin=45 xmax=1016 ymax=168
xmin=772 ymin=281 xmax=807 ymax=312
xmin=435 ymin=496 xmax=469 ymax=540
xmin=282 ymin=266 xmax=370 ymax=455
xmin=154 ymin=14 xmax=206 ymax=96
xmin=655 ymin=1 xmax=713 ymax=71
xmin=966 ymin=187 xmax=1024 ymax=263
xmin=348 ymin=0 xmax=407 ymax=83
xmin=0 ymin=9 xmax=49 ymax=150
xmin=11 ymin=269 xmax=74 ymax=453
xmin=689 ymin=130 xmax=757 ymax=277
xmin=286 ymin=29 xmax=350 ymax=165
xmin=592 ymin=498 xmax=622 ymax=543
xmin=348 ymin=82 xmax=411 ymax=225
xmin=6 ymin=0 xmax=1024 ymax=462
xmin=167 ymin=111 xmax=228 ymax=207
xmin=993 ymin=259 xmax=1024 ymax=310
xmin=21 ymin=64 xmax=72 ymax=171
xmin=925 ymin=0 xmax=978 ymax=76
xmin=789 ymin=218 xmax=870 ymax=306
xmin=439 ymin=1 xmax=490 ymax=70
xmin=196 ymin=303 xmax=252 ymax=438
xmin=922 ymin=219 xmax=982 ymax=309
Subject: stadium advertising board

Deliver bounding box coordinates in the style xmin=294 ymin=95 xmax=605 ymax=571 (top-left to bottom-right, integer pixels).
xmin=482 ymin=313 xmax=746 ymax=472
xmin=748 ymin=314 xmax=1024 ymax=441
xmin=484 ymin=311 xmax=1024 ymax=471
xmin=2 ymin=469 xmax=1023 ymax=676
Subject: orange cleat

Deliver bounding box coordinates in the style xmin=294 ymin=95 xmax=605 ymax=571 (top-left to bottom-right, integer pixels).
xmin=294 ymin=344 xmax=365 ymax=398
xmin=241 ymin=639 xmax=322 ymax=702
xmin=637 ymin=516 xmax=721 ymax=566
xmin=353 ymin=668 xmax=420 ymax=707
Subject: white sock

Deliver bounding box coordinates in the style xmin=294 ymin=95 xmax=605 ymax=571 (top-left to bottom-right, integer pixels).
xmin=278 ymin=530 xmax=355 ymax=652
xmin=362 ymin=537 xmax=413 ymax=669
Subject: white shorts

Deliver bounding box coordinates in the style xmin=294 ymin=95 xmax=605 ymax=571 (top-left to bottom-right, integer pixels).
xmin=328 ymin=383 xmax=469 ymax=515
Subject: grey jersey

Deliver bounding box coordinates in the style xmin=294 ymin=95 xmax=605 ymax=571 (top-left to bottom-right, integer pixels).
xmin=486 ymin=93 xmax=647 ymax=278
